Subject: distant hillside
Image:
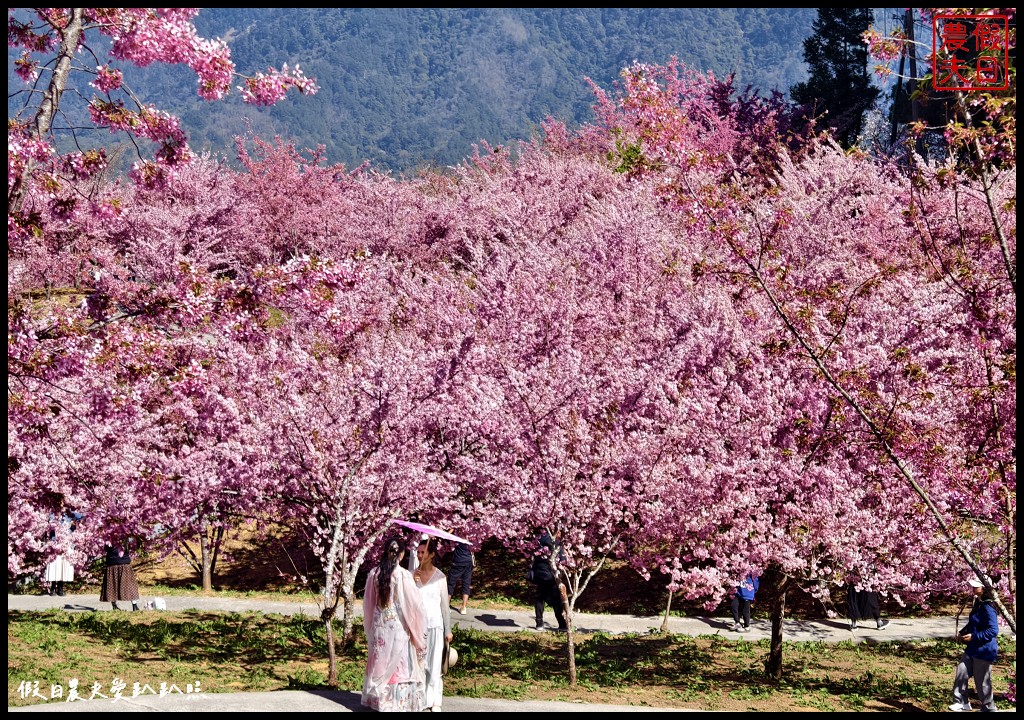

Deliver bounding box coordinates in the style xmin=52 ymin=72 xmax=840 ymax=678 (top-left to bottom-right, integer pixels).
xmin=9 ymin=8 xmax=820 ymax=175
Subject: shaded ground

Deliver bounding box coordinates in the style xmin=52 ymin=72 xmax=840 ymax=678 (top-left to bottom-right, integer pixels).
xmin=8 ymin=526 xmax=1013 ymax=713
xmin=18 ymin=531 xmax=957 ymax=624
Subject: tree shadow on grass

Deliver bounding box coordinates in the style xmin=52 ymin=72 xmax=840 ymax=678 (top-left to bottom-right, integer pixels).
xmin=448 ymin=626 xmax=712 ymax=689
xmin=444 ymin=626 xmax=994 ymax=712
xmin=8 ymin=608 xmax=352 ymax=669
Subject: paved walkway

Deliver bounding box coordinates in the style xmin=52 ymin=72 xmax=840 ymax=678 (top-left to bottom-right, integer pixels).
xmin=9 ymin=591 xmax=961 ymax=641
xmin=8 ymin=592 xmax=973 ymax=713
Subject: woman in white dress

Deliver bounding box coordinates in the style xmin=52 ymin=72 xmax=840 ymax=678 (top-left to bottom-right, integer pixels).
xmin=44 ymin=511 xmax=75 ymax=596
xmin=44 ymin=556 xmax=73 ymax=596
xmin=414 ymin=537 xmax=453 ymax=712
xmin=361 ymin=536 xmax=428 ymax=712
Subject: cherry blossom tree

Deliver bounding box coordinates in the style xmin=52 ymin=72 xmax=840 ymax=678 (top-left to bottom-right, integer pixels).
xmin=419 ymin=139 xmax=758 ymax=683
xmin=578 ymin=59 xmax=1015 ymax=657
xmin=222 ymin=236 xmax=480 ymax=684
xmin=8 ymin=242 xmax=356 ymax=576
xmin=8 ymin=8 xmax=320 ymax=583
xmin=864 ymin=7 xmax=1017 ymax=611
xmin=520 ymin=58 xmax=1018 ymax=684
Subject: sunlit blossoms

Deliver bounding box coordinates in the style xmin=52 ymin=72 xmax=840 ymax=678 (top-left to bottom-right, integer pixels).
xmin=7 ymin=8 xmax=1015 ymax=686
xmin=239 ymin=64 xmax=319 ymax=106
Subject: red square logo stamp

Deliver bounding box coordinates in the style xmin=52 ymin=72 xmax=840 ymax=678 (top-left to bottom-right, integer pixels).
xmin=932 ymin=14 xmax=1010 ymax=91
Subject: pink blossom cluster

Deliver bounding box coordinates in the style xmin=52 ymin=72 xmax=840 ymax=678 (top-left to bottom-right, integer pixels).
xmin=6 ymin=10 xmax=58 ymax=53
xmin=861 ymin=28 xmax=907 ymax=82
xmin=88 ymin=101 xmax=186 ymax=148
xmin=8 ymin=7 xmax=319 ymax=217
xmin=128 ymin=159 xmax=175 ymax=190
xmin=239 ymin=64 xmax=319 ymax=106
xmin=90 ymin=65 xmax=124 ymax=93
xmin=861 ymin=28 xmax=906 ymax=65
xmin=61 ymin=149 xmax=108 ymax=180
xmin=8 ymin=125 xmax=54 ymax=192
xmin=100 ymin=8 xmax=233 ymax=100
xmin=189 ymin=37 xmax=235 ymax=100
xmin=12 ymin=51 xmax=39 ymax=83
xmin=88 ymin=101 xmax=194 ymax=179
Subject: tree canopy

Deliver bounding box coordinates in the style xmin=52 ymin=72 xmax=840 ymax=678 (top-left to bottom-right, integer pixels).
xmin=8 ymin=7 xmax=1015 ymax=685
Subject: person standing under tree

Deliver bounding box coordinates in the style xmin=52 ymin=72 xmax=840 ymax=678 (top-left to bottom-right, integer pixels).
xmin=414 ymin=537 xmax=452 ymax=713
xmin=730 ymin=573 xmax=759 ymax=632
xmin=950 ymin=576 xmax=1000 ymax=712
xmin=44 ymin=508 xmax=77 ymax=597
xmin=846 ymin=581 xmax=889 ymax=630
xmin=361 ymin=535 xmax=428 ymax=712
xmin=446 ymin=541 xmax=474 ymax=616
xmin=530 ymin=528 xmax=567 ymax=631
xmin=99 ymin=541 xmax=139 ymax=611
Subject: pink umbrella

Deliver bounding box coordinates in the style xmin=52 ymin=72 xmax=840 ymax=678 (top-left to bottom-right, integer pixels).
xmin=390 ymin=519 xmax=471 ymax=544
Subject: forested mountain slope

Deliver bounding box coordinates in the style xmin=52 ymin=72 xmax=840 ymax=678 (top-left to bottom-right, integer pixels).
xmin=9 ymin=8 xmax=819 ymax=174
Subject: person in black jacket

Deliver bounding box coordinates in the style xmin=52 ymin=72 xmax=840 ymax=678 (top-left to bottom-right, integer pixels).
xmin=529 ymin=529 xmax=566 ymax=631
xmin=100 ymin=542 xmax=140 ymax=611
xmin=847 ymin=581 xmax=889 ymax=630
xmin=446 ymin=542 xmax=474 ymax=615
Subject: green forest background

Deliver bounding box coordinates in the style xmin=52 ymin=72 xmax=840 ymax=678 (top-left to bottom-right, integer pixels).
xmin=8 ymin=8 xmax=899 ymax=175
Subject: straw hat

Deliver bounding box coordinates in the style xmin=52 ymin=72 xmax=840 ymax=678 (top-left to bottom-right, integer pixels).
xmin=441 ymin=640 xmax=458 ymax=674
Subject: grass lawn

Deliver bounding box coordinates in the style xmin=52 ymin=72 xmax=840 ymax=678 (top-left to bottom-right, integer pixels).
xmin=8 ymin=606 xmax=1017 ymax=712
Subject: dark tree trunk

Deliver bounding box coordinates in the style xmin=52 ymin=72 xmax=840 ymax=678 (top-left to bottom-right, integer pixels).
xmin=764 ymin=569 xmax=791 ymax=679
xmin=198 ymin=522 xmax=223 ymax=592
xmin=200 ymin=528 xmax=213 ymax=592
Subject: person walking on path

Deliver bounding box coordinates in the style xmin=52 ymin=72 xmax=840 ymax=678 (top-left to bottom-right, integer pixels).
xmin=530 ymin=528 xmax=567 ymax=631
xmin=361 ymin=535 xmax=428 ymax=712
xmin=446 ymin=541 xmax=474 ymax=615
xmin=99 ymin=542 xmax=139 ymax=611
xmin=730 ymin=574 xmax=759 ymax=632
xmin=847 ymin=581 xmax=889 ymax=630
xmin=949 ymin=576 xmax=1000 ymax=712
xmin=414 ymin=537 xmax=452 ymax=712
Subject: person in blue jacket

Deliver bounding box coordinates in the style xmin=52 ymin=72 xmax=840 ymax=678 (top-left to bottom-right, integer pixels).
xmin=950 ymin=576 xmax=1000 ymax=712
xmin=730 ymin=573 xmax=759 ymax=632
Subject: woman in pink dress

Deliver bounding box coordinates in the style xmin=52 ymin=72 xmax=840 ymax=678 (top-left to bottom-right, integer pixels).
xmin=361 ymin=536 xmax=428 ymax=712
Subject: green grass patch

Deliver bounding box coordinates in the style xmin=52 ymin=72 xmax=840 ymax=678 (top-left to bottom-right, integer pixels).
xmin=7 ymin=608 xmax=1017 ymax=712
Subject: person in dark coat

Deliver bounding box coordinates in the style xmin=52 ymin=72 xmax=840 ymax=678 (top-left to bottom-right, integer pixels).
xmin=950 ymin=576 xmax=1000 ymax=712
xmin=529 ymin=529 xmax=566 ymax=631
xmin=847 ymin=581 xmax=889 ymax=630
xmin=99 ymin=542 xmax=140 ymax=611
xmin=446 ymin=542 xmax=474 ymax=615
